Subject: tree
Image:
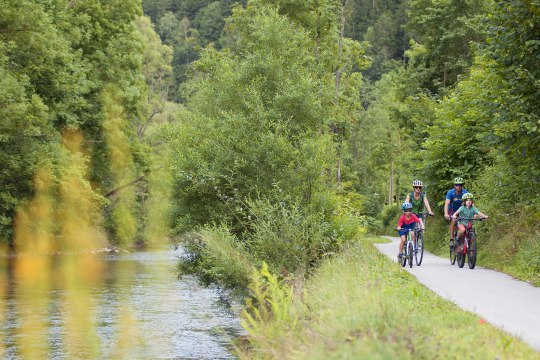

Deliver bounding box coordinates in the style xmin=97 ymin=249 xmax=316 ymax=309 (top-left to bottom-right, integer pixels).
xmin=406 ymin=0 xmax=491 ymax=93
xmin=168 ymin=4 xmax=341 ymax=233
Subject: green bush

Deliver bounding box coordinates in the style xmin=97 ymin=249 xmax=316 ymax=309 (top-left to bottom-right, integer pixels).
xmin=379 ymin=204 xmax=401 ymax=234
xmin=245 ymin=195 xmax=362 ymax=276
xmin=178 ymin=227 xmax=254 ymax=291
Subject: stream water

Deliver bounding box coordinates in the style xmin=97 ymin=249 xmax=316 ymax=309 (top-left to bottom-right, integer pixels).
xmin=0 ymin=247 xmax=244 ymax=359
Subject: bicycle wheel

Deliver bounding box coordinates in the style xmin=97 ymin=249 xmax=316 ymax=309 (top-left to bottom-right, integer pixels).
xmin=415 ymin=231 xmax=424 ymax=266
xmin=450 ymin=241 xmax=457 ymax=265
xmin=457 ymin=240 xmax=465 ymax=268
xmin=468 ymin=232 xmax=477 ymax=269
xmin=408 ymin=242 xmax=413 ymax=268
xmin=401 ymin=248 xmax=407 ymax=267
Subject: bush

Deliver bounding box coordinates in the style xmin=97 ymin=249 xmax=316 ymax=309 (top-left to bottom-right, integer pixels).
xmin=245 ymin=197 xmax=342 ymax=276
xmin=178 ymin=227 xmax=254 ymax=291
xmin=379 ymin=204 xmax=401 ymax=234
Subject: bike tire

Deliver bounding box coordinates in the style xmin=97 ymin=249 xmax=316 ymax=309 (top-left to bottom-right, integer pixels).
xmin=468 ymin=232 xmax=477 ymax=269
xmin=415 ymin=231 xmax=424 ymax=266
xmin=408 ymin=242 xmax=413 ymax=268
xmin=457 ymin=241 xmax=465 ymax=268
xmin=450 ymin=228 xmax=458 ymax=265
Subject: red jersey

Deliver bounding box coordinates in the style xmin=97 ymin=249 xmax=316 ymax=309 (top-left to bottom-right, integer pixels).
xmin=397 ymin=213 xmax=421 ymax=228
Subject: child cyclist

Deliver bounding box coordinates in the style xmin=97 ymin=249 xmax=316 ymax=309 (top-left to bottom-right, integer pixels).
xmin=396 ymin=202 xmax=424 ymax=260
xmin=451 ymin=193 xmax=488 ymax=249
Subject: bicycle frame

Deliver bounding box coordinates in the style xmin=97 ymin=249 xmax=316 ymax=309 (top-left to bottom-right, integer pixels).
xmin=455 ymin=217 xmax=484 ymax=269
xmin=397 ymin=228 xmax=415 ymax=268
xmin=457 ymin=222 xmax=473 ymax=254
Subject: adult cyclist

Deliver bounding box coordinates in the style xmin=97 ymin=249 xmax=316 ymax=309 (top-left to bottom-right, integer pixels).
xmin=405 ymin=180 xmax=435 ymax=219
xmin=444 ymin=177 xmax=469 ymax=249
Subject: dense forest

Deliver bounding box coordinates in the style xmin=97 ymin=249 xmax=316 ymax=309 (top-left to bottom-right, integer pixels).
xmin=1 ymin=0 xmax=538 ymax=287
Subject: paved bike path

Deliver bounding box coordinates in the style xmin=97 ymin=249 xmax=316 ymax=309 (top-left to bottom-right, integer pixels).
xmin=375 ymin=236 xmax=540 ymax=352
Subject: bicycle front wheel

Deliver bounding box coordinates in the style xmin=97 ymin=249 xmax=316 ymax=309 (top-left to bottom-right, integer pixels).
xmin=408 ymin=242 xmax=413 ymax=268
xmin=468 ymin=232 xmax=477 ymax=269
xmin=450 ymin=241 xmax=457 ymax=265
xmin=457 ymin=241 xmax=465 ymax=268
xmin=415 ymin=231 xmax=424 ymax=266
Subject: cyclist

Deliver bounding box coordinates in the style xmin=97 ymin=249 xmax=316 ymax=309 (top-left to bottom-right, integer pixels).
xmin=452 ymin=193 xmax=488 ymax=250
xmin=444 ymin=177 xmax=468 ymax=248
xmin=396 ymin=202 xmax=424 ymax=261
xmin=405 ymin=180 xmax=435 ymax=219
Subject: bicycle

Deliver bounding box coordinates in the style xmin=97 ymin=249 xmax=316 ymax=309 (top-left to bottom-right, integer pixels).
xmin=454 ymin=217 xmax=486 ymax=269
xmin=413 ymin=212 xmax=433 ymax=266
xmin=397 ymin=228 xmax=415 ymax=268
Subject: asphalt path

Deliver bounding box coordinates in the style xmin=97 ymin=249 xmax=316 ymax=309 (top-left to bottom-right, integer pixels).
xmin=375 ymin=236 xmax=540 ymax=352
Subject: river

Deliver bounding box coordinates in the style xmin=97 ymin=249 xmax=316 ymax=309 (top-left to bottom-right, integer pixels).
xmin=0 ymin=247 xmax=245 ymax=359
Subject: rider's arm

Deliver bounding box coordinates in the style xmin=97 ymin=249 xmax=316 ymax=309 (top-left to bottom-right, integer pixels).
xmin=444 ymin=199 xmax=450 ymax=218
xmin=405 ymin=193 xmax=411 ymax=203
xmin=423 ymin=197 xmax=434 ymax=215
xmin=396 ymin=215 xmax=403 ymax=230
xmin=419 ymin=218 xmax=425 ymax=230
xmin=477 ymin=211 xmax=489 ymax=219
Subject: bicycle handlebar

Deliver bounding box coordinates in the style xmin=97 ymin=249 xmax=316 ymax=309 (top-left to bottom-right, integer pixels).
xmin=454 ymin=217 xmax=487 ymax=221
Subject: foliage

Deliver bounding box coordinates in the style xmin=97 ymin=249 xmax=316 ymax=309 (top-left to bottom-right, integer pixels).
xmin=405 ymin=0 xmax=491 ymax=93
xmin=169 ymin=4 xmax=342 ymax=234
xmin=483 ymin=0 xmax=540 ymax=194
xmin=178 ymin=227 xmax=254 ymax=291
xmin=0 ymin=0 xmax=173 ymax=247
xmin=240 ymin=262 xmax=303 ymax=355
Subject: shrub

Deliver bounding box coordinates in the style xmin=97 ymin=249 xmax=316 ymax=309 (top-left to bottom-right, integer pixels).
xmin=178 ymin=227 xmax=254 ymax=291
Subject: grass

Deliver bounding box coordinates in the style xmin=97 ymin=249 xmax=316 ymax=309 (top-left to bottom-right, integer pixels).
xmin=237 ymin=235 xmax=540 ymax=359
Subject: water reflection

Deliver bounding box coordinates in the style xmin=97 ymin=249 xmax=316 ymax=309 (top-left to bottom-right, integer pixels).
xmin=1 ymin=248 xmax=244 ymax=359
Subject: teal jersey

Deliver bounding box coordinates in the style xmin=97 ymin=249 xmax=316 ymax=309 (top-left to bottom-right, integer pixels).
xmin=456 ymin=205 xmax=479 ymax=226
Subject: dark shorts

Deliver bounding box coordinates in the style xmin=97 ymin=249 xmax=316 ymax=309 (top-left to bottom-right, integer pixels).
xmin=398 ymin=225 xmax=415 ymax=237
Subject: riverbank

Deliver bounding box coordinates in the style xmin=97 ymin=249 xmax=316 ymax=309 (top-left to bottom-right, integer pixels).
xmin=236 ymin=236 xmax=540 ymax=359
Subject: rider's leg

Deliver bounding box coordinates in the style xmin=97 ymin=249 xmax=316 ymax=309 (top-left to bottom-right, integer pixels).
xmin=456 ymin=223 xmax=466 ymax=242
xmin=449 ymin=218 xmax=457 ymax=241
xmin=455 ymin=223 xmax=466 ymax=251
xmin=399 ymin=235 xmax=406 ymax=254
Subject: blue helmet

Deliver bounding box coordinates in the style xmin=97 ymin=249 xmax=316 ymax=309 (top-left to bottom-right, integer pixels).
xmin=401 ymin=202 xmax=413 ymax=211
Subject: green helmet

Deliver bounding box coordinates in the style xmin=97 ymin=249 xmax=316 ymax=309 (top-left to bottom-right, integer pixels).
xmin=453 ymin=177 xmax=464 ymax=184
xmin=462 ymin=193 xmax=473 ymax=200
